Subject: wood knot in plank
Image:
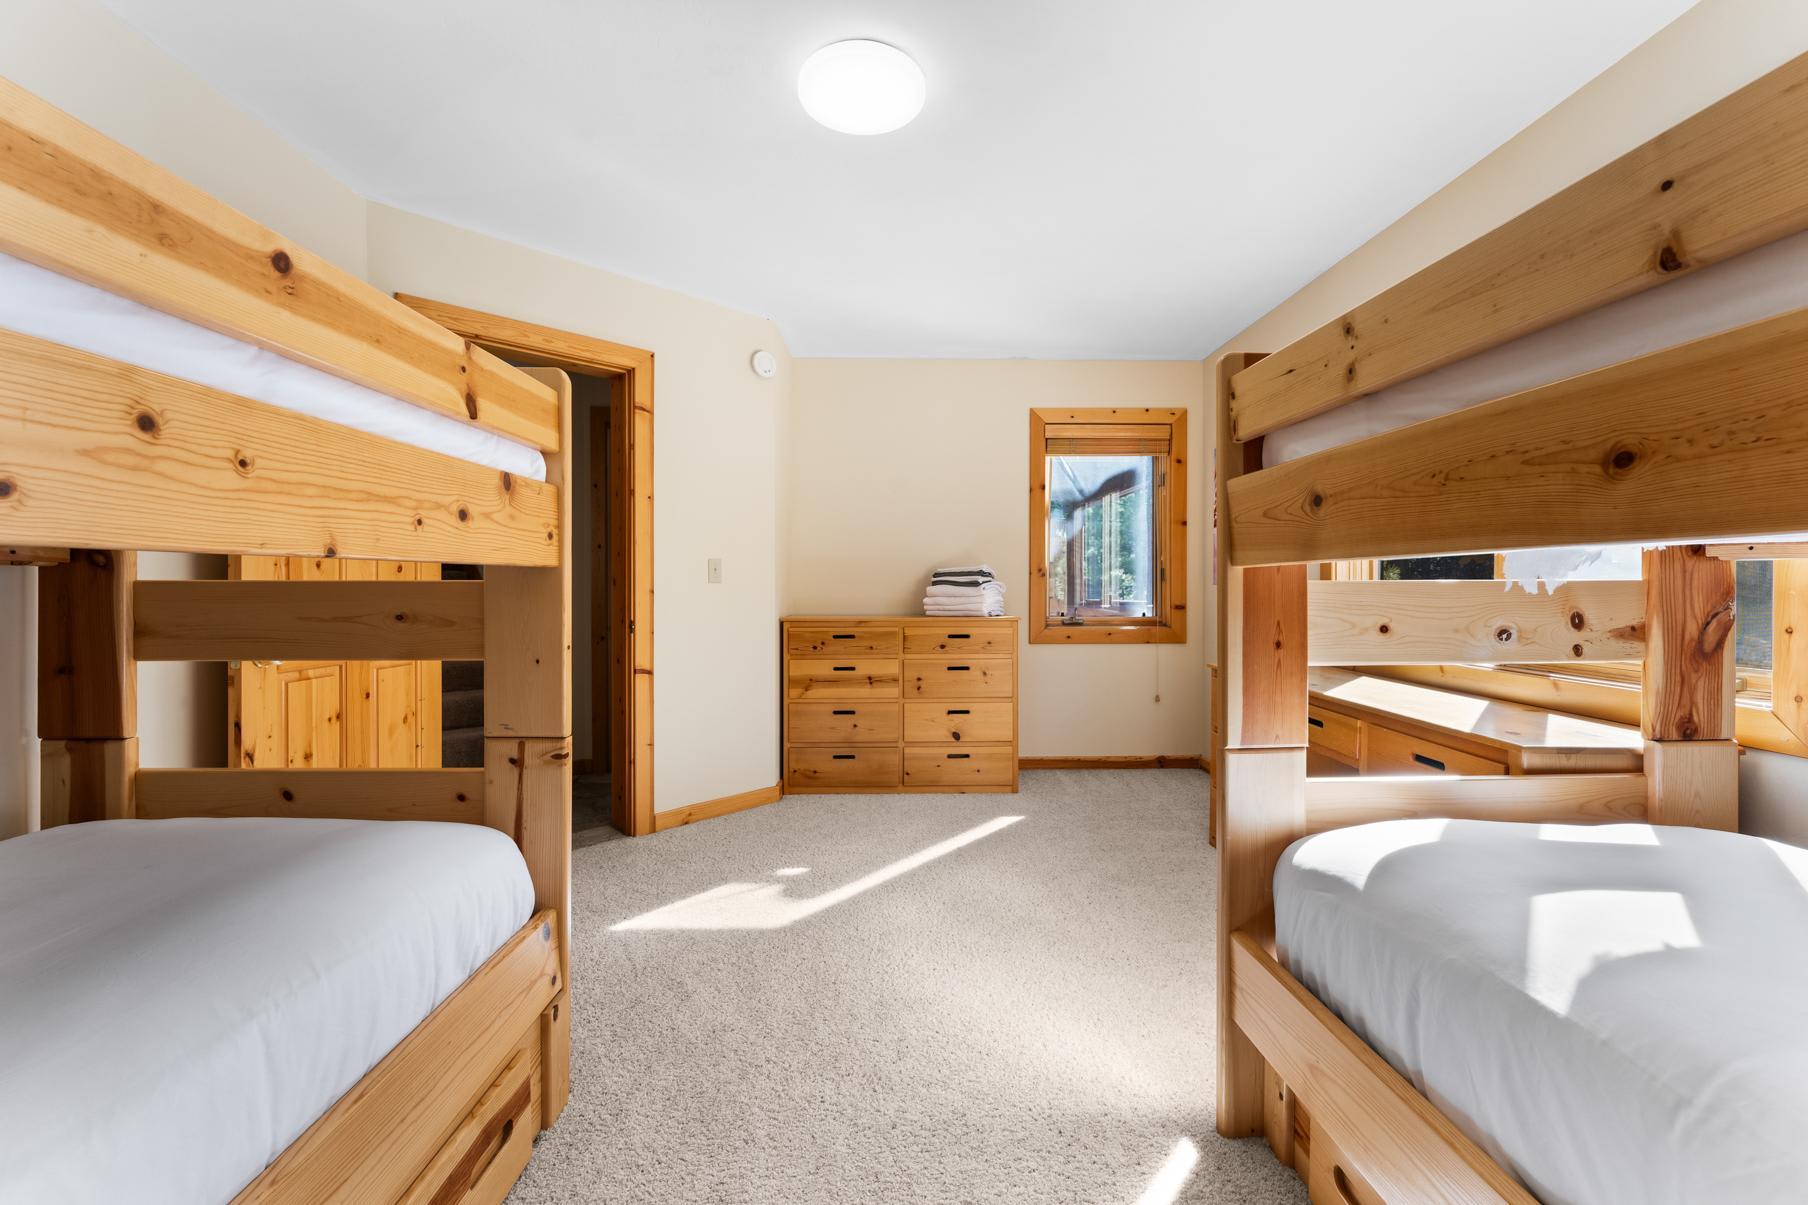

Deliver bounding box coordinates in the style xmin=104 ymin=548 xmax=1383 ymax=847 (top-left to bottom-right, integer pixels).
xmin=134 ymin=411 xmax=160 ymax=436
xmin=1494 ymin=625 xmax=1517 ymax=644
xmin=457 ymin=506 xmax=471 ymax=523
xmin=1569 ymin=610 xmax=1585 ymax=630
xmin=1606 ymin=447 xmax=1639 ymax=476
xmin=233 ymin=452 xmax=254 ymax=475
xmin=1377 ymin=624 xmax=1390 ymax=635
xmin=280 ymin=788 xmax=294 ymax=802
xmin=1698 ymin=599 xmax=1735 ymax=657
xmin=1573 ymin=644 xmax=1585 ymax=657
xmin=1658 ymin=244 xmax=1683 ymax=273
xmin=464 ymin=390 xmax=479 ymax=419
xmin=0 ymin=478 xmax=15 ymax=500
xmin=270 ymin=249 xmax=292 ymax=274
xmin=1659 ymin=178 xmax=1675 ymax=192
xmin=501 ymin=471 xmax=513 ymax=494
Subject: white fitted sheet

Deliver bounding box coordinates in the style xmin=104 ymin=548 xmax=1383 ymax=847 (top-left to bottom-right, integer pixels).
xmin=1275 ymin=819 xmax=1808 ymax=1205
xmin=0 ymin=818 xmax=534 ymax=1204
xmin=0 ymin=250 xmax=547 ymax=481
xmin=1262 ymin=228 xmax=1808 ymax=467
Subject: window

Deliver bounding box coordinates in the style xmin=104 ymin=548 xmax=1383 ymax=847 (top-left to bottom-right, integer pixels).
xmin=1377 ymin=554 xmax=1497 ymax=581
xmin=1030 ymin=408 xmax=1185 ymax=643
xmin=1736 ymin=560 xmax=1775 ymax=673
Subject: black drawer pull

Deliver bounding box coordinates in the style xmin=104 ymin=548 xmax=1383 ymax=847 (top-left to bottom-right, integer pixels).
xmin=832 ymin=665 xmax=856 ymax=672
xmin=831 ymin=633 xmax=856 ymax=639
xmin=947 ymin=753 xmax=971 ymax=760
xmin=1308 ymin=716 xmax=1325 ymax=729
xmin=946 ymin=633 xmax=971 ymax=640
xmin=947 ymin=665 xmax=971 ymax=672
xmin=946 ymin=709 xmax=970 ymax=715
xmin=1413 ymin=753 xmax=1447 ymax=772
xmin=832 ymin=754 xmax=856 ymax=761
xmin=832 ymin=709 xmax=855 ymax=716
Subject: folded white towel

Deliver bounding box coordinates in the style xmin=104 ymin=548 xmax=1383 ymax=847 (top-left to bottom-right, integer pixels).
xmin=922 ymin=600 xmax=1005 ymax=617
xmin=925 ymin=582 xmax=1004 ymax=599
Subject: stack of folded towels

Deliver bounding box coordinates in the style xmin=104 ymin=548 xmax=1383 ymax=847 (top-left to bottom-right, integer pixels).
xmin=923 ymin=565 xmax=1006 ymax=616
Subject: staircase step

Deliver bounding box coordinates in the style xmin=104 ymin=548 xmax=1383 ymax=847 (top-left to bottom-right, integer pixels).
xmin=442 ymin=726 xmax=483 ymax=768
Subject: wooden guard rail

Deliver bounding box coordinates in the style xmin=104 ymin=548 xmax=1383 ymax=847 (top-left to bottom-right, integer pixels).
xmin=135 ymin=768 xmax=484 ymax=824
xmin=1308 ymin=579 xmax=1644 ymax=665
xmin=1228 ymin=50 xmax=1808 ymax=443
xmin=134 ymin=580 xmax=485 ymax=661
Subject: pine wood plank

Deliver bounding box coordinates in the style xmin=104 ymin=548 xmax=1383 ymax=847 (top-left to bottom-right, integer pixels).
xmin=133 ymin=580 xmax=484 ymax=662
xmin=1232 ymin=934 xmax=1534 ymax=1203
xmin=40 ymin=737 xmax=136 ymax=826
xmin=1643 ymin=739 xmax=1739 ymax=830
xmin=234 ymin=913 xmax=559 ymax=1204
xmin=1642 ymin=545 xmax=1736 ymax=741
xmin=1302 ymin=772 xmax=1647 ymax=833
xmin=0 ymin=77 xmax=558 ymax=451
xmin=37 ymin=548 xmax=134 ymax=739
xmin=1309 ymin=579 xmax=1644 ymax=665
xmin=135 ymin=768 xmax=484 ymax=823
xmin=1227 ymin=50 xmax=1808 ymax=441
xmin=1227 ymin=305 xmax=1808 ymax=566
xmin=0 ymin=326 xmax=557 ymax=565
xmin=1226 ymin=565 xmax=1309 ymax=747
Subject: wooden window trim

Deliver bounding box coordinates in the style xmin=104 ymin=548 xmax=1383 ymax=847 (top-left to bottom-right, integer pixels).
xmin=1029 ymin=407 xmax=1186 ymax=645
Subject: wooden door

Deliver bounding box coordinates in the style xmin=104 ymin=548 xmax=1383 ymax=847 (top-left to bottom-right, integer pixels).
xmin=227 ymin=556 xmax=444 ymax=768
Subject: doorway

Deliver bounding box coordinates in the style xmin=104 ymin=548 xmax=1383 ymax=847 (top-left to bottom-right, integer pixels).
xmin=397 ymin=296 xmax=655 ymax=837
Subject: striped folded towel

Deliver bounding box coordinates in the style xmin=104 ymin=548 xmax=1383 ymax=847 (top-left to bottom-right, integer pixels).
xmin=930 ymin=565 xmax=998 ymax=589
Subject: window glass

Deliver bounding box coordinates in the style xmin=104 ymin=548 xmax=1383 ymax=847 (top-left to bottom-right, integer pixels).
xmin=1046 ymin=454 xmax=1156 ymax=620
xmin=1377 ymin=554 xmax=1495 ymax=581
xmin=1736 ymin=559 xmax=1774 ymax=671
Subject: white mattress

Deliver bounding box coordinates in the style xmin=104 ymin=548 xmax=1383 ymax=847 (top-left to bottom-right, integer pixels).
xmin=0 ymin=249 xmax=547 ymax=482
xmin=1263 ymin=228 xmax=1808 ymax=467
xmin=0 ymin=818 xmax=534 ymax=1204
xmin=1275 ymin=818 xmax=1808 ymax=1205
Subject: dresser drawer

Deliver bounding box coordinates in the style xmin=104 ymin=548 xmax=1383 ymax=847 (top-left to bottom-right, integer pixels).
xmin=788 ymin=746 xmax=902 ymax=790
xmin=1361 ymin=725 xmax=1505 ymax=776
xmin=904 ymin=657 xmax=1013 ymax=700
xmin=786 ymin=626 xmax=901 ymax=658
xmin=903 ymin=745 xmax=1015 ymax=788
xmin=1307 ymin=706 xmax=1361 ymax=763
xmin=788 ymin=702 xmax=901 ymax=745
xmin=903 ymin=701 xmax=1014 ymax=744
xmin=902 ymin=626 xmax=1014 ymax=656
xmin=786 ymin=659 xmax=900 ymax=700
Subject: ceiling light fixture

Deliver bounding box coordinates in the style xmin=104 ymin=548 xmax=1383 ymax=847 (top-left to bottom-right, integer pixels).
xmin=797 ymin=39 xmax=925 ymax=135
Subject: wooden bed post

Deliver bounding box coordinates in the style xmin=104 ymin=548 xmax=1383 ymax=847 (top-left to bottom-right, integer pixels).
xmin=1217 ymin=559 xmax=1309 ymax=1137
xmin=483 ymin=367 xmax=574 ymax=1129
xmin=37 ymin=549 xmax=137 ymax=826
xmin=1642 ymin=545 xmax=1739 ymax=830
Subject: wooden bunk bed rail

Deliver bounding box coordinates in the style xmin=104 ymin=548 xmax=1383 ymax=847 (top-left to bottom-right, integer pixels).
xmin=0 ymin=75 xmax=559 ymax=453
xmin=134 ymin=580 xmax=486 ymax=662
xmin=1227 ymin=49 xmax=1808 ymax=443
xmin=136 ymin=768 xmax=486 ymax=824
xmin=1226 ymin=302 xmax=1808 ymax=567
xmin=1307 ymin=579 xmax=1644 ymax=665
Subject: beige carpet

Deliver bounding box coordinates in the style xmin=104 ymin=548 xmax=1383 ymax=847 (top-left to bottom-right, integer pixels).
xmin=509 ymin=769 xmax=1308 ymax=1204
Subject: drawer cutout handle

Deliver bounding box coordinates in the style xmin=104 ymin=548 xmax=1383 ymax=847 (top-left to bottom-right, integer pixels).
xmin=946 ymin=633 xmax=971 ymax=639
xmin=832 ymin=709 xmax=856 ymax=716
xmin=832 ymin=665 xmax=856 ymax=672
xmin=1412 ymin=753 xmax=1447 ymax=772
xmin=1308 ymin=716 xmax=1325 ymax=729
xmin=831 ymin=633 xmax=856 ymax=639
xmin=947 ymin=665 xmax=972 ymax=672
xmin=946 ymin=709 xmax=970 ymax=715
xmin=947 ymin=753 xmax=971 ymax=760
xmin=1332 ymin=1166 xmax=1361 ymax=1205
xmin=832 ymin=754 xmax=856 ymax=761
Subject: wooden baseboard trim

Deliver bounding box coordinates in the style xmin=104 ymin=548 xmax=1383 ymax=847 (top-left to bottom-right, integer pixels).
xmin=1020 ymin=755 xmax=1208 ymax=771
xmin=653 ymin=782 xmax=782 ymax=832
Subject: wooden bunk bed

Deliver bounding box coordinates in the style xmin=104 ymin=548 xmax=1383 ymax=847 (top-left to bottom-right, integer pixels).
xmin=0 ymin=76 xmax=571 ymax=1203
xmin=1214 ymin=50 xmax=1808 ymax=1205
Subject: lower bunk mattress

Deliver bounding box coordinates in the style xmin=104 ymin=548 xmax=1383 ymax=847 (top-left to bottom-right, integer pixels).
xmin=1275 ymin=818 xmax=1808 ymax=1205
xmin=0 ymin=817 xmax=534 ymax=1204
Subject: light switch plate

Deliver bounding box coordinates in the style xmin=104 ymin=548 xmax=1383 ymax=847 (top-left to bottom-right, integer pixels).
xmin=707 ymin=557 xmax=723 ymax=584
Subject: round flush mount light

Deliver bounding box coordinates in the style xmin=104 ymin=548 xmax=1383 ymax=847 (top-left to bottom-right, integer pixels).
xmin=797 ymin=39 xmax=925 ymax=135
xmin=750 ymin=349 xmax=778 ymax=379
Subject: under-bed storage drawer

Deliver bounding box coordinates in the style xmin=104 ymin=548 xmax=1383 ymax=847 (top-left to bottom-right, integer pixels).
xmin=1305 ymin=1124 xmax=1383 ymax=1205
xmin=401 ymin=1031 xmax=540 ymax=1205
xmin=903 ymin=745 xmax=1015 ymax=788
xmin=904 ymin=657 xmax=1013 ymax=700
xmin=903 ymin=700 xmax=1014 ymax=744
xmin=1307 ymin=706 xmax=1361 ymax=764
xmin=786 ymin=659 xmax=901 ymax=700
xmin=788 ymin=702 xmax=902 ymax=745
xmin=1360 ymin=725 xmax=1505 ymax=777
xmin=787 ymin=746 xmax=903 ymax=790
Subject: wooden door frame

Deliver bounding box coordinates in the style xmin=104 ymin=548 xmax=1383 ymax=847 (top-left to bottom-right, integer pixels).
xmin=396 ymin=296 xmax=654 ymax=837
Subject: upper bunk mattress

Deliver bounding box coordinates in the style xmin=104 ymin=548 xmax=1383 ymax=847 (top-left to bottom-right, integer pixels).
xmin=0 ymin=249 xmax=547 ymax=482
xmin=0 ymin=817 xmax=534 ymax=1204
xmin=1262 ymin=227 xmax=1808 ymax=467
xmin=1275 ymin=818 xmax=1808 ymax=1205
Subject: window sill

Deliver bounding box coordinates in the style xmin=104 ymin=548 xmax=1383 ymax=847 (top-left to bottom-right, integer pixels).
xmin=1030 ymin=620 xmax=1184 ymax=645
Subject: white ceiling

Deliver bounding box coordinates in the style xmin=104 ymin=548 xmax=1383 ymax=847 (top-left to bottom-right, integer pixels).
xmin=100 ymin=0 xmax=1695 ymax=359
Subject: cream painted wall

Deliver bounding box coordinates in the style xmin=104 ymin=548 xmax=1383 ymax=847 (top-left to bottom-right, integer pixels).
xmin=786 ymin=359 xmax=1209 ymax=758
xmin=1209 ymin=0 xmax=1808 ymax=844
xmin=364 ymin=205 xmax=790 ymax=812
xmin=0 ymin=0 xmax=371 ymax=835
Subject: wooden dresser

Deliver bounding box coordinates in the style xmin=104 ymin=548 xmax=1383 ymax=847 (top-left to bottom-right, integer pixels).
xmin=782 ymin=616 xmax=1020 ymax=793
